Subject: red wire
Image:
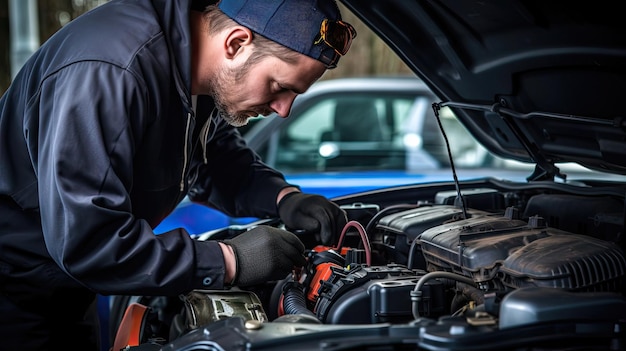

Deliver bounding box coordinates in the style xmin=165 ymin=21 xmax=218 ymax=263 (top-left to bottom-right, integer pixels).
xmin=335 ymin=220 xmax=371 ymax=266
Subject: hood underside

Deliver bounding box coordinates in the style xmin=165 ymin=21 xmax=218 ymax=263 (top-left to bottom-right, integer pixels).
xmin=340 ymin=0 xmax=626 ymax=177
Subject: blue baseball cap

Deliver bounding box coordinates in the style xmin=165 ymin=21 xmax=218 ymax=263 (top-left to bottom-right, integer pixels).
xmin=218 ymin=0 xmax=355 ymax=69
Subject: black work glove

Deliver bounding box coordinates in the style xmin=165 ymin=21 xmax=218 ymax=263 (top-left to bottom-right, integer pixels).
xmin=278 ymin=192 xmax=348 ymax=246
xmin=224 ymin=225 xmax=306 ymax=287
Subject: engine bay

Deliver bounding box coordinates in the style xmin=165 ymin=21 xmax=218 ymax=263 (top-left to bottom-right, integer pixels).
xmin=110 ymin=178 xmax=626 ymax=350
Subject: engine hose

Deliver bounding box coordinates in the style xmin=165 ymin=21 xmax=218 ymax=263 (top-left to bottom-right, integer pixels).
xmin=410 ymin=271 xmax=477 ymax=320
xmin=281 ymin=281 xmax=317 ymax=318
xmin=451 ymin=282 xmax=485 ymax=313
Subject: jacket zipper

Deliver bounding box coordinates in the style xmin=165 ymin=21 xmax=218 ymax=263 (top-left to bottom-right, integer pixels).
xmin=200 ymin=107 xmax=217 ymax=164
xmin=179 ymin=112 xmax=192 ymax=192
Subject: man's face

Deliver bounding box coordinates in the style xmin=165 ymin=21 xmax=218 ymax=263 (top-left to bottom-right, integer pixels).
xmin=207 ymin=52 xmax=326 ymax=127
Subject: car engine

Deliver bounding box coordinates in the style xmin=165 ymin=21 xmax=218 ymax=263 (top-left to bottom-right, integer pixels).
xmin=110 ymin=180 xmax=626 ymax=350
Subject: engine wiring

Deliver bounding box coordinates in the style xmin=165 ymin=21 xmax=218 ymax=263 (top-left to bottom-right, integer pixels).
xmin=335 ymin=220 xmax=372 ymax=266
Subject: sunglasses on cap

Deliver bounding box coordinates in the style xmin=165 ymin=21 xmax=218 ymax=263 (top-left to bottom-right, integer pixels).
xmin=315 ymin=18 xmax=357 ymax=67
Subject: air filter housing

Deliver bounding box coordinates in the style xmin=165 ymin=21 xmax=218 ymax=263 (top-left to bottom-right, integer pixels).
xmin=417 ymin=211 xmax=626 ymax=292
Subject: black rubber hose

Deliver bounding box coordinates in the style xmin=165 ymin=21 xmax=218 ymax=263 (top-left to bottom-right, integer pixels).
xmin=281 ymin=281 xmax=317 ymax=318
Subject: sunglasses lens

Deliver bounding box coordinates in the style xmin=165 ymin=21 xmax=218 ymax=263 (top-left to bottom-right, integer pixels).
xmin=323 ymin=20 xmax=355 ymax=56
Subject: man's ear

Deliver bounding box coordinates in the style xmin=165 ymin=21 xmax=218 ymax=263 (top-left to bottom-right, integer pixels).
xmin=224 ymin=26 xmax=254 ymax=59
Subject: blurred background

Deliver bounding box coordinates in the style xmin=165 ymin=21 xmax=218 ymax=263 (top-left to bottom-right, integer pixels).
xmin=0 ymin=0 xmax=413 ymax=95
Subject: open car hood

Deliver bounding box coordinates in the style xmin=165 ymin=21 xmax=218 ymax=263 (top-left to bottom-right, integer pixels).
xmin=340 ymin=0 xmax=626 ymax=178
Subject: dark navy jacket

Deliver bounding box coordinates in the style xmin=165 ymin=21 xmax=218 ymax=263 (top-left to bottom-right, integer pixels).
xmin=0 ymin=0 xmax=292 ymax=295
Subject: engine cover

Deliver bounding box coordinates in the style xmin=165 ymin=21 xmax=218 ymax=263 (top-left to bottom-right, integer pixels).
xmin=416 ymin=210 xmax=626 ymax=291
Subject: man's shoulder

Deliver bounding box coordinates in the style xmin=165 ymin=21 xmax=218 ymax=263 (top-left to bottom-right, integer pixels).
xmin=43 ymin=0 xmax=166 ymax=70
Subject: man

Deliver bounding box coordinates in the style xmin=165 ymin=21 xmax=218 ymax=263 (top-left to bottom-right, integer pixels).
xmin=0 ymin=0 xmax=356 ymax=349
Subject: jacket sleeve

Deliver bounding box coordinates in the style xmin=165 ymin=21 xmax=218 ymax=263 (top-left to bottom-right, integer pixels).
xmin=187 ymin=99 xmax=294 ymax=218
xmin=35 ymin=62 xmax=226 ymax=295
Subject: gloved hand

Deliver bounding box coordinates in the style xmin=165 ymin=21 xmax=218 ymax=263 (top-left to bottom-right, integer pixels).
xmin=278 ymin=192 xmax=348 ymax=246
xmin=223 ymin=225 xmax=306 ymax=287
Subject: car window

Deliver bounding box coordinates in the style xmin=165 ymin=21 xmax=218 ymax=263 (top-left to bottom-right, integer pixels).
xmin=417 ymin=105 xmax=492 ymax=169
xmin=254 ymin=92 xmax=492 ymax=174
xmin=265 ymin=94 xmax=419 ymax=172
xmin=264 ymin=98 xmax=332 ymax=172
xmin=437 ymin=107 xmax=493 ymax=167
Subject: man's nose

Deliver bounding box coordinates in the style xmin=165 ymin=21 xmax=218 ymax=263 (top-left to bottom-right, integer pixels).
xmin=270 ymin=92 xmax=298 ymax=118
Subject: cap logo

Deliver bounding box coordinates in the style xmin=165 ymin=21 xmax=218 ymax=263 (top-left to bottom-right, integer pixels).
xmin=314 ymin=18 xmax=357 ymax=68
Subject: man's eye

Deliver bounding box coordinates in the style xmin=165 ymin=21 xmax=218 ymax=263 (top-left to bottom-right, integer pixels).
xmin=274 ymin=82 xmax=287 ymax=93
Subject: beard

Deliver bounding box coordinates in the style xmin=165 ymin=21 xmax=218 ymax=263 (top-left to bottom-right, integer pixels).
xmin=208 ymin=65 xmax=247 ymax=127
xmin=206 ymin=61 xmax=271 ymax=127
